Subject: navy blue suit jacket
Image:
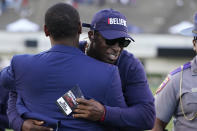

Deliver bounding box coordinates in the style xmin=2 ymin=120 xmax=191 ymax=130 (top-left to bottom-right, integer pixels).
xmin=0 ymin=86 xmax=9 ymax=131
xmin=0 ymin=44 xmax=126 ymax=131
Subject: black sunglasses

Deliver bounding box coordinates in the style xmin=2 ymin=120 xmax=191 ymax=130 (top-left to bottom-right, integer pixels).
xmin=105 ymin=37 xmax=131 ymax=48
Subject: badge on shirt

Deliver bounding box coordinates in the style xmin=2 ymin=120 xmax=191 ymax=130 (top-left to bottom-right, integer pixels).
xmin=191 ymin=88 xmax=197 ymax=93
xmin=56 ymin=85 xmax=84 ymax=115
xmin=156 ymin=76 xmax=170 ymax=94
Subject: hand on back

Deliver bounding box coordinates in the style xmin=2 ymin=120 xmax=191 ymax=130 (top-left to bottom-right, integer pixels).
xmin=22 ymin=119 xmax=53 ymax=131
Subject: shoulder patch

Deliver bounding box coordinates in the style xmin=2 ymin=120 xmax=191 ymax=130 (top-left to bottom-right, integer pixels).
xmin=156 ymin=76 xmax=170 ymax=94
xmin=170 ymin=62 xmax=191 ymax=76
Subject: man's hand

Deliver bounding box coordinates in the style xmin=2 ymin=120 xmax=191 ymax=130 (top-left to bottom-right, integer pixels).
xmin=22 ymin=119 xmax=53 ymax=131
xmin=151 ymin=118 xmax=168 ymax=131
xmin=73 ymin=98 xmax=105 ymax=121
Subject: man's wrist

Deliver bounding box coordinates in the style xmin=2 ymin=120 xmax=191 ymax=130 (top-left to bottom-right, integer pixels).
xmin=100 ymin=106 xmax=106 ymax=122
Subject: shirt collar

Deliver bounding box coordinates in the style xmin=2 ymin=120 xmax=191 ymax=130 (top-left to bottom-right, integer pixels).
xmin=191 ymin=55 xmax=197 ymax=75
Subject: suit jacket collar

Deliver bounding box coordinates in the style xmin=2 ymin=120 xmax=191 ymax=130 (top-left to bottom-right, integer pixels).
xmin=49 ymin=44 xmax=84 ymax=55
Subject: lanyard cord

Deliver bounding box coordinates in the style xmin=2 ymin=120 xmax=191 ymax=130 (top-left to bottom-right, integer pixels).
xmin=179 ymin=65 xmax=197 ymax=121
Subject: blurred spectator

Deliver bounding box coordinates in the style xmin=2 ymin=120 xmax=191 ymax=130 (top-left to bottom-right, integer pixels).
xmin=128 ymin=24 xmax=143 ymax=34
xmin=176 ymin=0 xmax=184 ymax=6
xmin=131 ymin=0 xmax=136 ymax=6
xmin=98 ymin=0 xmax=106 ymax=6
xmin=72 ymin=0 xmax=79 ymax=9
xmin=5 ymin=0 xmax=15 ymax=9
xmin=20 ymin=0 xmax=29 ymax=17
xmin=109 ymin=0 xmax=118 ymax=4
xmin=14 ymin=0 xmax=22 ymax=12
xmin=0 ymin=0 xmax=6 ymax=15
xmin=120 ymin=0 xmax=130 ymax=5
xmin=87 ymin=0 xmax=94 ymax=5
xmin=9 ymin=0 xmax=30 ymax=17
xmin=120 ymin=0 xmax=136 ymax=6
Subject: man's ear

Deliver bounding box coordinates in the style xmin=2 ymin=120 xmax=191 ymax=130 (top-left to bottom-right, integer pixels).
xmin=193 ymin=39 xmax=197 ymax=51
xmin=88 ymin=31 xmax=94 ymax=42
xmin=44 ymin=25 xmax=50 ymax=36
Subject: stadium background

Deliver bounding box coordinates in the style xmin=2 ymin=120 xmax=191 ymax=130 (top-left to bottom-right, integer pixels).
xmin=1 ymin=0 xmax=197 ymax=130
